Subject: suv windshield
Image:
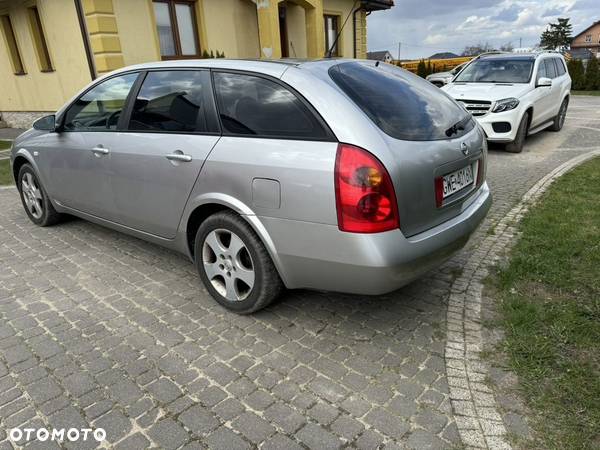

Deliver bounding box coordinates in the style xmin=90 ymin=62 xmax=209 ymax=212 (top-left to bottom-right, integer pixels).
xmin=454 ymin=58 xmax=534 ymax=83
xmin=329 ymin=62 xmax=473 ymax=141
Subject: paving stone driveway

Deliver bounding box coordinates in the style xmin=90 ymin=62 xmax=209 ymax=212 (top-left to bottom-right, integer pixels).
xmin=0 ymin=96 xmax=598 ymax=450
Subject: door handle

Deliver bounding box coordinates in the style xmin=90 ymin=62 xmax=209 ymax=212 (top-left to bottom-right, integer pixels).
xmin=91 ymin=147 xmax=109 ymax=155
xmin=166 ymin=153 xmax=192 ymax=162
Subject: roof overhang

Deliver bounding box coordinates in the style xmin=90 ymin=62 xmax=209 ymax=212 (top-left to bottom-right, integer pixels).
xmin=361 ymin=0 xmax=394 ymax=12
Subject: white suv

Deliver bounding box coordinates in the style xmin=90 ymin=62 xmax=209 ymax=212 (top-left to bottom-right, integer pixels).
xmin=442 ymin=52 xmax=571 ymax=153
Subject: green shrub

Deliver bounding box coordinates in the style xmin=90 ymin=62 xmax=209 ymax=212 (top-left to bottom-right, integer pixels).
xmin=567 ymin=59 xmax=585 ymax=90
xmin=584 ymin=57 xmax=600 ymax=90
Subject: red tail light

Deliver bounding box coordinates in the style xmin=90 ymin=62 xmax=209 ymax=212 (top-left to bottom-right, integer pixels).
xmin=434 ymin=177 xmax=444 ymax=208
xmin=476 ymin=158 xmax=484 ymax=187
xmin=334 ymin=143 xmax=399 ymax=233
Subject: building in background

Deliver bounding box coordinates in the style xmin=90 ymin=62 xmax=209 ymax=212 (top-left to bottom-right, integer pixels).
xmin=366 ymin=50 xmax=392 ymax=63
xmin=571 ymin=20 xmax=600 ymax=58
xmin=0 ymin=0 xmax=393 ymax=128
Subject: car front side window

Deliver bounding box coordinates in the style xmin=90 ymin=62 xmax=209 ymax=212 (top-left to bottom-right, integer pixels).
xmin=62 ymin=73 xmax=138 ymax=131
xmin=536 ymin=61 xmax=547 ymax=82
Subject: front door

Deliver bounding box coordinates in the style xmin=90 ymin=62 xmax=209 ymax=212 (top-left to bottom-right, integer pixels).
xmin=107 ymin=70 xmax=221 ymax=239
xmin=44 ymin=73 xmax=139 ymax=220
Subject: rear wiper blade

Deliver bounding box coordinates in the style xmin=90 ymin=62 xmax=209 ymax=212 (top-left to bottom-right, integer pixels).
xmin=445 ymin=116 xmax=470 ymax=137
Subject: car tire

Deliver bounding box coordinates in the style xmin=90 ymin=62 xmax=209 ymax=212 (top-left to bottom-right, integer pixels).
xmin=505 ymin=112 xmax=529 ymax=153
xmin=549 ymin=98 xmax=568 ymax=132
xmin=194 ymin=211 xmax=284 ymax=314
xmin=17 ymin=164 xmax=63 ymax=227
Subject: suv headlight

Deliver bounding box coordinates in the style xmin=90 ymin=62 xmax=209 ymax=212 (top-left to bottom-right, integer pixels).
xmin=491 ymin=98 xmax=520 ymax=113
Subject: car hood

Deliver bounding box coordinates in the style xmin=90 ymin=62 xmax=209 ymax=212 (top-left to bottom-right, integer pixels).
xmin=442 ymin=82 xmax=531 ymax=101
xmin=427 ymin=71 xmax=452 ymax=80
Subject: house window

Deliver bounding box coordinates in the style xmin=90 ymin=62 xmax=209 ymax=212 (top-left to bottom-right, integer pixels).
xmin=324 ymin=14 xmax=339 ymax=56
xmin=0 ymin=15 xmax=25 ymax=75
xmin=585 ymin=34 xmax=592 ymax=43
xmin=27 ymin=6 xmax=53 ymax=72
xmin=153 ymin=0 xmax=200 ymax=59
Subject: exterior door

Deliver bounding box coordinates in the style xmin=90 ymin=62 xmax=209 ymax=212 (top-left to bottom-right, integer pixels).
xmin=532 ymin=59 xmax=556 ymax=126
xmin=44 ymin=73 xmax=139 ymax=220
xmin=107 ymin=70 xmax=221 ymax=239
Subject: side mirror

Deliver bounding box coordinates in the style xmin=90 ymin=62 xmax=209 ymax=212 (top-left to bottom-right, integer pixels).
xmin=536 ymin=77 xmax=552 ymax=88
xmin=33 ymin=114 xmax=56 ymax=131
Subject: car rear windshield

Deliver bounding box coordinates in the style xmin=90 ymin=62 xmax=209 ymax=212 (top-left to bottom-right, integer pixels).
xmin=329 ymin=62 xmax=473 ymax=141
xmin=454 ymin=58 xmax=534 ymax=83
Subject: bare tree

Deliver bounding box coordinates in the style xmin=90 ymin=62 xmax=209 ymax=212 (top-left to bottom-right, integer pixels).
xmin=462 ymin=42 xmax=496 ymax=56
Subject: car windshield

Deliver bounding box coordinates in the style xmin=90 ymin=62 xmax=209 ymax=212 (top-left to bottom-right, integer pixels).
xmin=454 ymin=58 xmax=533 ymax=83
xmin=330 ymin=62 xmax=473 ymax=141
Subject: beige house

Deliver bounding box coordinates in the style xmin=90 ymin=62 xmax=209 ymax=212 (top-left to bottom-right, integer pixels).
xmin=571 ymin=20 xmax=600 ymax=57
xmin=0 ymin=0 xmax=393 ymax=128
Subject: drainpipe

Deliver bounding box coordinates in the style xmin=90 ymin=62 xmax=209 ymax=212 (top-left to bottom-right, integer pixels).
xmin=74 ymin=0 xmax=96 ymax=80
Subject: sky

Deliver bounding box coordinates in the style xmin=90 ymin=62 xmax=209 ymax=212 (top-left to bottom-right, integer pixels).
xmin=366 ymin=0 xmax=599 ymax=60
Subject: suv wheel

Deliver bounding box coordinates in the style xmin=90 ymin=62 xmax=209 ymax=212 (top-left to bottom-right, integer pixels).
xmin=549 ymin=98 xmax=568 ymax=132
xmin=195 ymin=211 xmax=283 ymax=314
xmin=505 ymin=112 xmax=529 ymax=153
xmin=17 ymin=164 xmax=63 ymax=226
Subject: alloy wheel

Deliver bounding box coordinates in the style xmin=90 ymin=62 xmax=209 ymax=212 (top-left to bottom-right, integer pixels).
xmin=21 ymin=173 xmax=44 ymax=220
xmin=202 ymin=229 xmax=255 ymax=301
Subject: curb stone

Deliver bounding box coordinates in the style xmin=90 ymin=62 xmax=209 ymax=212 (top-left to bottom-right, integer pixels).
xmin=445 ymin=149 xmax=600 ymax=450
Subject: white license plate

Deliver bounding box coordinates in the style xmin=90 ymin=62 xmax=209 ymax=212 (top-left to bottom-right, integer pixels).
xmin=443 ymin=165 xmax=474 ymax=198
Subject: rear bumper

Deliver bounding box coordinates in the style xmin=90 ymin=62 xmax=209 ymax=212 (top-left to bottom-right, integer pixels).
xmin=259 ymin=182 xmax=491 ymax=294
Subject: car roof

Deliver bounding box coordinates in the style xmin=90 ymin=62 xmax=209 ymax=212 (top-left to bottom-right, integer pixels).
xmin=106 ymin=58 xmax=351 ymax=79
xmin=478 ymin=52 xmax=564 ymax=60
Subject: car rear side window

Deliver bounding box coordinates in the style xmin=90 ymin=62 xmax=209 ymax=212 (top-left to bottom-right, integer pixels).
xmin=63 ymin=73 xmax=138 ymax=131
xmin=213 ymin=72 xmax=329 ymax=139
xmin=554 ymin=58 xmax=566 ymax=76
xmin=330 ymin=62 xmax=473 ymax=141
xmin=128 ymin=70 xmax=218 ymax=133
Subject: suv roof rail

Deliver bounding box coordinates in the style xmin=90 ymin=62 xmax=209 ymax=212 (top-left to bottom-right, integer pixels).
xmin=533 ymin=49 xmax=564 ymax=56
xmin=474 ymin=51 xmax=510 ymax=59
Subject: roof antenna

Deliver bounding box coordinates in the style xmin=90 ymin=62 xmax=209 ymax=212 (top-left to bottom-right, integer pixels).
xmin=375 ymin=61 xmax=379 ymax=67
xmin=325 ymin=0 xmax=360 ymax=58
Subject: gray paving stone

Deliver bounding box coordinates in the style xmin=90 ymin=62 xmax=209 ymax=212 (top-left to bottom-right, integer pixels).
xmin=114 ymin=432 xmax=151 ymax=450
xmin=179 ymin=404 xmax=220 ymax=436
xmin=94 ymin=410 xmax=132 ymax=443
xmin=261 ymin=434 xmax=304 ymax=450
xmin=296 ymin=423 xmax=343 ymax=450
xmin=148 ymin=418 xmax=190 ymax=450
xmin=205 ymin=426 xmax=250 ymax=450
xmin=232 ymin=411 xmax=275 ymax=444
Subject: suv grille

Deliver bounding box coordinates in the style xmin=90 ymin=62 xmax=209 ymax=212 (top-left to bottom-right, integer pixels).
xmin=457 ymin=99 xmax=491 ymax=116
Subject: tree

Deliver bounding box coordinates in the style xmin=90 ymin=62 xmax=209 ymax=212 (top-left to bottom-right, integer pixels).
xmin=540 ymin=18 xmax=572 ymax=51
xmin=567 ymin=58 xmax=585 ymax=90
xmin=416 ymin=59 xmax=427 ymax=78
xmin=584 ymin=57 xmax=600 ymax=90
xmin=462 ymin=42 xmax=496 ymax=56
xmin=499 ymin=42 xmax=514 ymax=52
xmin=426 ymin=60 xmax=432 ymax=76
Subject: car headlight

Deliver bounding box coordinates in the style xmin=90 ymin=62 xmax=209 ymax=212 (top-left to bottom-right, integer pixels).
xmin=491 ymin=98 xmax=519 ymax=113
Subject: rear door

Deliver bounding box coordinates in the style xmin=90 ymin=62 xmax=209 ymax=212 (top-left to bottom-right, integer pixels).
xmin=329 ymin=61 xmax=486 ymax=237
xmin=107 ymin=69 xmax=221 ymax=238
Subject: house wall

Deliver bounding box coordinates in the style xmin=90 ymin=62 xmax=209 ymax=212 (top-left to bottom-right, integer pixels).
xmin=323 ymin=0 xmax=354 ymax=57
xmin=286 ymin=3 xmax=307 ymax=58
xmin=0 ymin=0 xmax=380 ymax=127
xmin=572 ymin=22 xmax=600 ymax=54
xmin=0 ymin=0 xmax=91 ymax=118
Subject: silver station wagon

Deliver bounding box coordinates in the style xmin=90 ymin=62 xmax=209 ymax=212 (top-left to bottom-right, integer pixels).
xmin=11 ymin=59 xmax=491 ymax=313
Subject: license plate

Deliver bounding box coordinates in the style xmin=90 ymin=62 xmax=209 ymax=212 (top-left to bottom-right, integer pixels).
xmin=442 ymin=165 xmax=474 ymax=198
